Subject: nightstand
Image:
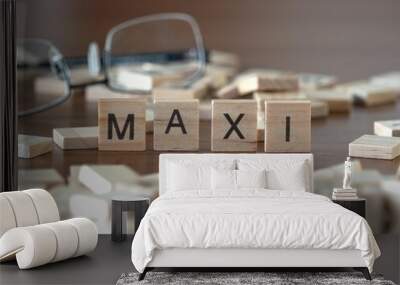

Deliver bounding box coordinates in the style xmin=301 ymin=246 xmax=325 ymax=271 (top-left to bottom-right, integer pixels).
xmin=333 ymin=198 xmax=366 ymax=218
xmin=111 ymin=195 xmax=150 ymax=242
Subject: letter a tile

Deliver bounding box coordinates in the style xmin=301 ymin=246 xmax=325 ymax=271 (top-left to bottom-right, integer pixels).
xmin=211 ymin=100 xmax=257 ymax=152
xmin=98 ymin=98 xmax=146 ymax=151
xmin=154 ymin=100 xmax=199 ymax=151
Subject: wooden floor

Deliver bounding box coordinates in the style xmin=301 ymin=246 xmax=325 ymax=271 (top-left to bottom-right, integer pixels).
xmin=18 ymin=90 xmax=400 ymax=178
xmin=0 ymin=234 xmax=398 ymax=285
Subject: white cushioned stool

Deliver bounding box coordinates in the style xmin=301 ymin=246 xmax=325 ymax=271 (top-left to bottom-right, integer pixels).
xmin=0 ymin=189 xmax=98 ymax=269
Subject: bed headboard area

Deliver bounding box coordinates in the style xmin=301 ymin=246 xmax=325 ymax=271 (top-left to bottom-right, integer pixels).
xmin=159 ymin=153 xmax=314 ymax=195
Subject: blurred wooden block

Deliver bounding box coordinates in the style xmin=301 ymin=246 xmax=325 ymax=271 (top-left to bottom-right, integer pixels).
xmin=53 ymin=126 xmax=98 ymax=150
xmin=349 ymin=135 xmax=400 ymax=160
xmin=35 ymin=67 xmax=103 ymax=95
xmin=18 ymin=134 xmax=52 ymax=158
xmin=370 ymin=72 xmax=400 ymax=92
xmin=311 ymin=101 xmax=329 ymax=119
xmin=346 ymin=83 xmax=398 ymax=106
xmin=298 ymin=73 xmax=337 ymax=90
xmin=216 ymin=82 xmax=240 ymax=99
xmin=206 ymin=64 xmax=237 ymax=89
xmin=199 ymin=99 xmax=213 ymax=120
xmin=264 ymin=100 xmax=311 ymax=152
xmin=78 ymin=164 xmax=139 ymax=194
xmin=209 ymin=50 xmax=240 ymax=67
xmin=18 ymin=168 xmax=64 ymax=190
xmin=305 ymin=90 xmax=352 ymax=113
xmin=152 ymin=76 xmax=211 ymax=100
xmin=98 ymin=98 xmax=146 ymax=151
xmin=374 ymin=120 xmax=400 ymax=137
xmin=154 ymin=100 xmax=199 ymax=151
xmin=257 ymin=111 xmax=265 ymax=142
xmin=85 ymin=85 xmax=136 ymax=102
xmin=253 ymin=91 xmax=307 ymax=112
xmin=211 ymin=100 xmax=257 ymax=152
xmin=237 ymin=73 xmax=299 ymax=94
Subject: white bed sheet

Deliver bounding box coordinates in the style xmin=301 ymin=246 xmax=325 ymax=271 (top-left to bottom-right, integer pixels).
xmin=131 ymin=190 xmax=380 ymax=273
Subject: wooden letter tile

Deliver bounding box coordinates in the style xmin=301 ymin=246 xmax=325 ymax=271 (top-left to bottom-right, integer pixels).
xmin=237 ymin=73 xmax=299 ymax=95
xmin=18 ymin=134 xmax=52 ymax=158
xmin=53 ymin=126 xmax=98 ymax=150
xmin=264 ymin=100 xmax=311 ymax=152
xmin=211 ymin=100 xmax=257 ymax=152
xmin=311 ymin=101 xmax=329 ymax=119
xmin=349 ymin=135 xmax=400 ymax=160
xmin=305 ymin=90 xmax=352 ymax=113
xmin=152 ymin=76 xmax=211 ymax=100
xmin=347 ymin=83 xmax=397 ymax=107
xmin=374 ymin=120 xmax=400 ymax=137
xmin=154 ymin=100 xmax=199 ymax=151
xmin=98 ymin=98 xmax=146 ymax=151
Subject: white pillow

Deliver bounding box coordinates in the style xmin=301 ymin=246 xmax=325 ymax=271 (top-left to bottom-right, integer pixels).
xmin=237 ymin=159 xmax=309 ymax=191
xmin=211 ymin=168 xmax=236 ymax=190
xmin=167 ymin=160 xmax=235 ymax=192
xmin=236 ymin=169 xmax=267 ymax=189
xmin=211 ymin=169 xmax=267 ymax=191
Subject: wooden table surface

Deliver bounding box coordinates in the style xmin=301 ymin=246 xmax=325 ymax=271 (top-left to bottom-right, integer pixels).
xmin=18 ymin=88 xmax=400 ymax=179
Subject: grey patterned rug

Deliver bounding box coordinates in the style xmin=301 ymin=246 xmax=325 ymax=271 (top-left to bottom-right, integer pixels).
xmin=116 ymin=272 xmax=396 ymax=285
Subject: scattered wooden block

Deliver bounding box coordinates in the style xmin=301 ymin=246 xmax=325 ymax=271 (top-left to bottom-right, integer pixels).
xmin=18 ymin=134 xmax=52 ymax=158
xmin=145 ymin=109 xmax=154 ymax=133
xmin=98 ymin=98 xmax=146 ymax=151
xmin=374 ymin=120 xmax=400 ymax=137
xmin=257 ymin=111 xmax=265 ymax=142
xmin=211 ymin=100 xmax=257 ymax=152
xmin=153 ymin=100 xmax=199 ymax=151
xmin=18 ymin=168 xmax=64 ymax=190
xmin=349 ymin=135 xmax=400 ymax=160
xmin=216 ymin=82 xmax=240 ymax=99
xmin=311 ymin=101 xmax=329 ymax=119
xmin=206 ymin=64 xmax=237 ymax=89
xmin=209 ymin=50 xmax=240 ymax=68
xmin=152 ymin=76 xmax=211 ymax=100
xmin=346 ymin=83 xmax=398 ymax=106
xmin=237 ymin=73 xmax=299 ymax=95
xmin=85 ymin=85 xmax=137 ymax=102
xmin=35 ymin=67 xmax=103 ymax=95
xmin=304 ymin=90 xmax=352 ymax=113
xmin=78 ymin=164 xmax=139 ymax=194
xmin=298 ymin=73 xmax=337 ymax=90
xmin=199 ymin=98 xmax=213 ymax=120
xmin=53 ymin=126 xmax=98 ymax=150
xmin=253 ymin=92 xmax=307 ymax=112
xmin=264 ymin=100 xmax=311 ymax=152
xmin=370 ymin=72 xmax=400 ymax=92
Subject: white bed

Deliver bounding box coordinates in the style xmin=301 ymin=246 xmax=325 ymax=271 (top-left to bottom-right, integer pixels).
xmin=131 ymin=153 xmax=380 ymax=280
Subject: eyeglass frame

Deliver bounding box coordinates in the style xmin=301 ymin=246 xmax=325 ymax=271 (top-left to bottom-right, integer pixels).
xmin=18 ymin=13 xmax=207 ymax=117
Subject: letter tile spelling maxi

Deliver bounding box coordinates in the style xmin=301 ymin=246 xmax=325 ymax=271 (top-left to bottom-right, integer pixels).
xmin=153 ymin=100 xmax=199 ymax=151
xmin=264 ymin=100 xmax=311 ymax=152
xmin=211 ymin=100 xmax=257 ymax=152
xmin=98 ymin=98 xmax=146 ymax=151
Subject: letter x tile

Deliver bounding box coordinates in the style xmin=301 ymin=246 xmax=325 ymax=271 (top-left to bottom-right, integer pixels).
xmin=211 ymin=99 xmax=257 ymax=152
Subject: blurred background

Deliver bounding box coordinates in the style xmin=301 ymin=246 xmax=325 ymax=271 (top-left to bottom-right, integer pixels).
xmin=17 ymin=0 xmax=400 ymax=81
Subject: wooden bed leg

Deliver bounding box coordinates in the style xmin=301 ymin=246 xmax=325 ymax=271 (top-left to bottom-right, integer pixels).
xmin=354 ymin=267 xmax=372 ymax=280
xmin=138 ymin=268 xmax=148 ymax=281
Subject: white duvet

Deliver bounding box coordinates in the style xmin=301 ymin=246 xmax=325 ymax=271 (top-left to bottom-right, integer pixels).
xmin=131 ymin=190 xmax=380 ymax=273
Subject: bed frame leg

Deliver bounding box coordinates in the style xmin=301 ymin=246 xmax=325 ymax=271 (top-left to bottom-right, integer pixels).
xmin=138 ymin=268 xmax=148 ymax=281
xmin=354 ymin=267 xmax=371 ymax=280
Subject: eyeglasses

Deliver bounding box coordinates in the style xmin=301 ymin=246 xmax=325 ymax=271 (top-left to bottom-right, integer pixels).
xmin=17 ymin=13 xmax=206 ymax=117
